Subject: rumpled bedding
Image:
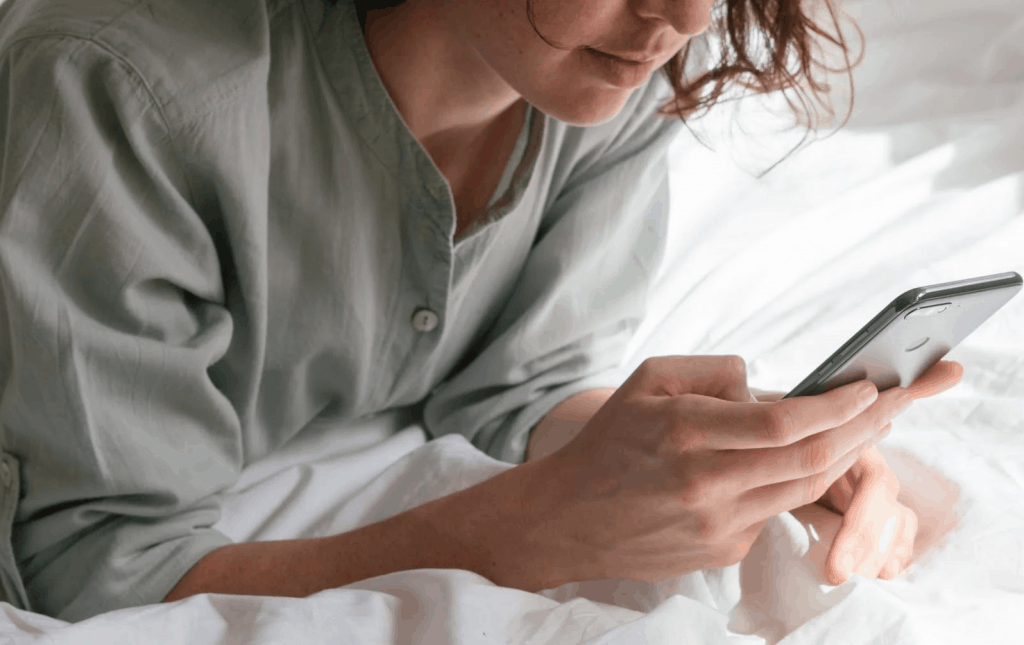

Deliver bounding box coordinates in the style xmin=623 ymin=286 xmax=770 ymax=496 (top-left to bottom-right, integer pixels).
xmin=1 ymin=0 xmax=1022 ymax=642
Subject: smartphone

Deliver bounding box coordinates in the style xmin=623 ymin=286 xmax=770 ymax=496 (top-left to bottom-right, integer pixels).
xmin=784 ymin=271 xmax=1023 ymax=399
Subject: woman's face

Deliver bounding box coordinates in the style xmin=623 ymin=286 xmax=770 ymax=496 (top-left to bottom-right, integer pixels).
xmin=449 ymin=0 xmax=715 ymax=125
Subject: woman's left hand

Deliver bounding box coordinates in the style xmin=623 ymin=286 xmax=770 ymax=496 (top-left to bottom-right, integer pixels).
xmin=810 ymin=445 xmax=917 ymax=583
xmin=754 ymin=360 xmax=964 ymax=584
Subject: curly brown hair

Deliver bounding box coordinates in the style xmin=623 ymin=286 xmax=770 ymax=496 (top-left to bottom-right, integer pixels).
xmin=350 ymin=0 xmax=861 ymax=128
xmin=657 ymin=0 xmax=861 ymax=127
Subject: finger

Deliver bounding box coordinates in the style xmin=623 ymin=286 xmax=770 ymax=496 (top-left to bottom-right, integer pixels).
xmin=825 ymin=450 xmax=901 ymax=583
xmin=734 ymin=441 xmax=875 ymax=532
xmin=716 ymin=417 xmax=893 ymax=498
xmin=714 ymin=388 xmax=909 ymax=491
xmin=827 ymin=503 xmax=894 ymax=584
xmin=879 ymin=558 xmax=900 ymax=580
xmin=853 ymin=512 xmax=900 ymax=580
xmin=879 ymin=514 xmax=910 ymax=579
xmin=878 ymin=507 xmax=916 ymax=580
xmin=818 ymin=445 xmax=884 ymax=515
xmin=671 ymin=379 xmax=880 ymax=450
xmin=891 ymin=504 xmax=918 ymax=570
xmin=791 ymin=502 xmax=849 ymax=584
xmin=906 ymin=360 xmax=963 ymax=400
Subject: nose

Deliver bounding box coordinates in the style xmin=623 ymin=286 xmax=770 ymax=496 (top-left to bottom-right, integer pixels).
xmin=634 ymin=0 xmax=714 ymax=37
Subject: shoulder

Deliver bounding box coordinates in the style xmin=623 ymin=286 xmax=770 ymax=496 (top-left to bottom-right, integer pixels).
xmin=0 ymin=0 xmax=294 ymax=127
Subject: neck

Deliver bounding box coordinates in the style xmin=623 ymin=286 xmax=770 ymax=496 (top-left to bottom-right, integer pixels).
xmin=361 ymin=0 xmax=522 ymax=148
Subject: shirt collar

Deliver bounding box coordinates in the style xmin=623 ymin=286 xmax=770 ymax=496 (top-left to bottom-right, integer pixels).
xmin=301 ymin=0 xmax=545 ymax=236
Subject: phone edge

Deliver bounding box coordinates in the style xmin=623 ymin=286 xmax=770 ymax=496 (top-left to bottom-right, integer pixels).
xmin=781 ymin=272 xmax=1022 ymax=399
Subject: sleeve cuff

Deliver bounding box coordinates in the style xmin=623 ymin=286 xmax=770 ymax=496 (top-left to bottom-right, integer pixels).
xmin=0 ymin=452 xmax=30 ymax=611
xmin=1 ymin=447 xmax=236 ymax=624
xmin=57 ymin=527 xmax=235 ymax=623
xmin=489 ymin=368 xmax=629 ymax=464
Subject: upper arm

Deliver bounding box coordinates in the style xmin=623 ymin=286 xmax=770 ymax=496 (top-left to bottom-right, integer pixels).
xmin=0 ymin=34 xmax=241 ymax=620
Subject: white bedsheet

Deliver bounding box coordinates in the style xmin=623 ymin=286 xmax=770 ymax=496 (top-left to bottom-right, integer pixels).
xmin=0 ymin=421 xmax=925 ymax=645
xmin=1 ymin=0 xmax=1023 ymax=642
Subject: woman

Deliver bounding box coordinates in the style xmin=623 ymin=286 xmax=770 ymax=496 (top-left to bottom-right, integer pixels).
xmin=0 ymin=0 xmax=957 ymax=623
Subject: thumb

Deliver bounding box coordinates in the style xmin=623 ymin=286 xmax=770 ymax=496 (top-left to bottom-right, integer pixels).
xmin=906 ymin=360 xmax=963 ymax=400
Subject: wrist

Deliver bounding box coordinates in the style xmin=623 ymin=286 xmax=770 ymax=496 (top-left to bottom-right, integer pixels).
xmin=408 ymin=454 xmax=576 ymax=591
xmin=527 ymin=387 xmax=616 ymax=461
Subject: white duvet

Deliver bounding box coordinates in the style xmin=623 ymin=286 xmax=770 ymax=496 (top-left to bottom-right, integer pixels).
xmin=2 ymin=0 xmax=1023 ymax=642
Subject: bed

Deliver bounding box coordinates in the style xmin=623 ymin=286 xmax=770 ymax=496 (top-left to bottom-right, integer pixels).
xmin=1 ymin=0 xmax=1022 ymax=642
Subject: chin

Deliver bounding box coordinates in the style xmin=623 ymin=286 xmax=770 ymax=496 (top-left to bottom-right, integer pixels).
xmin=531 ymin=87 xmax=635 ymax=127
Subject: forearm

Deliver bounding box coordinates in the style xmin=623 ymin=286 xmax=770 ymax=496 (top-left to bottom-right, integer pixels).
xmin=166 ymin=387 xmax=617 ymax=603
xmin=164 ymin=455 xmax=564 ymax=602
xmin=164 ymin=509 xmax=454 ymax=602
xmin=526 ymin=387 xmax=617 ymax=461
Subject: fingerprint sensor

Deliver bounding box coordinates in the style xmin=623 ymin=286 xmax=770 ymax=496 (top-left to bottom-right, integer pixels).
xmin=905 ymin=337 xmax=929 ymax=352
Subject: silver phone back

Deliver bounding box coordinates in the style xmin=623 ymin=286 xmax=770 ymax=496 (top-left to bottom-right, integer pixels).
xmin=789 ymin=274 xmax=1022 ymax=397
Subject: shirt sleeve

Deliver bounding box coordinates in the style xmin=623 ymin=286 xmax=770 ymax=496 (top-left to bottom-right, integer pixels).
xmin=0 ymin=36 xmax=241 ymax=621
xmin=423 ymin=77 xmax=684 ymax=463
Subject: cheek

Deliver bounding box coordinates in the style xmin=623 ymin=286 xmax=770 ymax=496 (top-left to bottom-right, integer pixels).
xmin=524 ymin=0 xmax=627 ymax=47
xmin=469 ymin=1 xmax=641 ymax=125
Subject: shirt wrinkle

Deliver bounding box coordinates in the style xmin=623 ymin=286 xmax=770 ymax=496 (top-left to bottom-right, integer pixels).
xmin=0 ymin=0 xmax=683 ymax=621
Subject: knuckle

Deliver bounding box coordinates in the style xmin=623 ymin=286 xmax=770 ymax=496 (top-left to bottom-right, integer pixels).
xmin=724 ymin=354 xmax=747 ymax=375
xmin=831 ymin=393 xmax=853 ymax=424
xmin=669 ymin=427 xmax=702 ymax=454
xmin=805 ymin=471 xmax=833 ymax=502
xmin=676 ymin=474 xmax=709 ymax=507
xmin=693 ymin=510 xmax=723 ymax=541
xmin=800 ymin=438 xmax=834 ymax=476
xmin=666 ymin=405 xmax=704 ymax=452
xmin=635 ymin=357 xmax=660 ymax=381
xmin=725 ymin=542 xmax=752 ymax=566
xmin=719 ymin=355 xmax=748 ymax=386
xmin=849 ymin=527 xmax=874 ymax=550
xmin=763 ymin=406 xmax=796 ymax=444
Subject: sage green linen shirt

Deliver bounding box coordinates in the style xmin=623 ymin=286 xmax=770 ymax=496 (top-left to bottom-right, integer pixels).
xmin=0 ymin=0 xmax=682 ymax=622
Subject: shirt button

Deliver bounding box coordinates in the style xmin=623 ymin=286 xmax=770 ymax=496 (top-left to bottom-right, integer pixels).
xmin=0 ymin=462 xmax=10 ymax=487
xmin=411 ymin=308 xmax=439 ymax=333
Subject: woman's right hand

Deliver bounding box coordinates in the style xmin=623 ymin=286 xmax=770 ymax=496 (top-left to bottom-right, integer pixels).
xmin=516 ymin=355 xmax=913 ymax=587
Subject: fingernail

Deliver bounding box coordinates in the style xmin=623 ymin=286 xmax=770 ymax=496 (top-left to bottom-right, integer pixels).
xmin=857 ymin=382 xmax=878 ymax=405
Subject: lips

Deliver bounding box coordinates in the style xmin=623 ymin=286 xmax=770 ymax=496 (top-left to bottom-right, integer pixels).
xmin=585 ymin=47 xmax=658 ymax=88
xmin=589 ymin=48 xmax=661 ymax=65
